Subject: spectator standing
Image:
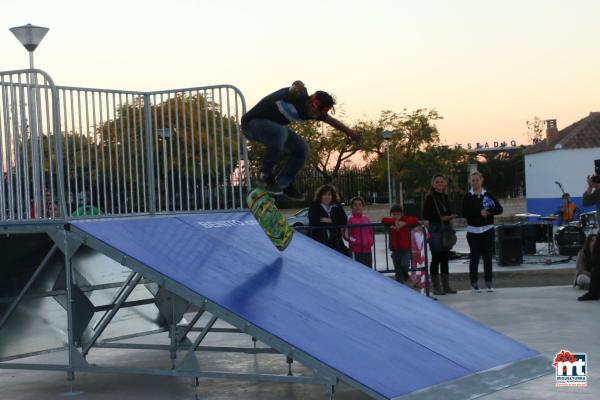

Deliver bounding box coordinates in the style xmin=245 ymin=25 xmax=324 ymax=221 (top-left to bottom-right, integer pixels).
xmin=382 ymin=204 xmax=419 ymax=284
xmin=462 ymin=171 xmax=503 ymax=292
xmin=45 ymin=191 xmax=60 ymax=218
xmin=308 ymin=184 xmax=348 ymax=255
xmin=422 ymin=174 xmax=458 ymax=295
xmin=343 ymin=197 xmax=373 ymax=268
xmin=30 ymin=191 xmax=61 ymax=219
xmin=574 ymin=234 xmax=596 ymax=290
xmin=578 ymin=175 xmax=600 ymax=301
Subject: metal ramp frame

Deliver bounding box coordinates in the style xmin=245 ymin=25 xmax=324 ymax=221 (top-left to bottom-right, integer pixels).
xmin=0 ymin=221 xmax=342 ymax=398
xmin=0 ymin=214 xmax=554 ymax=400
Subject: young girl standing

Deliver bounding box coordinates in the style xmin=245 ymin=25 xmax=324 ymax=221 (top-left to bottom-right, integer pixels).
xmin=344 ymin=197 xmax=374 ymax=267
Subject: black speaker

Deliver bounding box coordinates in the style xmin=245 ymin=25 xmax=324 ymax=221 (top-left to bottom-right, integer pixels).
xmin=555 ymin=226 xmax=586 ymax=256
xmin=521 ymin=224 xmax=537 ymax=255
xmin=535 ymin=223 xmax=550 ymax=242
xmin=496 ymin=225 xmax=523 ymax=266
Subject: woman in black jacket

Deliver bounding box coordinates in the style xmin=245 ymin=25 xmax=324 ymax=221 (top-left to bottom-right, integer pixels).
xmin=422 ymin=174 xmax=458 ymax=295
xmin=462 ymin=171 xmax=503 ymax=292
xmin=308 ymin=184 xmax=348 ymax=254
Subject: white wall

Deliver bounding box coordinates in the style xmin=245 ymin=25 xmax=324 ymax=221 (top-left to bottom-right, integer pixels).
xmin=525 ymin=148 xmax=600 ymax=199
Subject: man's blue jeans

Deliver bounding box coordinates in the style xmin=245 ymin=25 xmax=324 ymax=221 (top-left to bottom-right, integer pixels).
xmin=242 ymin=118 xmax=309 ymax=188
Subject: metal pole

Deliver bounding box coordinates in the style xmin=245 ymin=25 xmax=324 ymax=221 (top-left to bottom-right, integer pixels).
xmin=144 ymin=94 xmax=156 ymax=213
xmin=386 ymin=144 xmax=392 ymax=207
xmin=64 ymin=232 xmax=76 ymax=380
xmin=399 ymin=180 xmax=404 ymax=208
xmin=29 ymin=52 xmax=34 ymax=69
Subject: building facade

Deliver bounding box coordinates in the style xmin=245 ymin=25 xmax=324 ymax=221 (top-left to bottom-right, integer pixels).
xmin=524 ymin=113 xmax=600 ymax=220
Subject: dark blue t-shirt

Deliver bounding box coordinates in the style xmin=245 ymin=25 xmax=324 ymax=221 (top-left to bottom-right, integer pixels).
xmin=242 ymin=87 xmax=325 ymax=126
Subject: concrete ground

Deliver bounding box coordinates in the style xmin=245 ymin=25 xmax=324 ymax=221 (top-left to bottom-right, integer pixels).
xmin=1 ymin=285 xmax=598 ymax=400
xmin=439 ymin=286 xmax=600 ymax=400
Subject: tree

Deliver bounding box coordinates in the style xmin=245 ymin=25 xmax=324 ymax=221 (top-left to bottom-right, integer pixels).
xmin=292 ymin=117 xmax=361 ymax=182
xmin=475 ymin=147 xmax=525 ymax=198
xmin=388 ymin=145 xmax=469 ymax=201
xmin=95 ymin=93 xmax=241 ymax=211
xmin=359 ymin=109 xmax=443 ymax=158
xmin=526 ymin=116 xmax=545 ymax=144
xmin=362 ymin=108 xmax=445 ymax=200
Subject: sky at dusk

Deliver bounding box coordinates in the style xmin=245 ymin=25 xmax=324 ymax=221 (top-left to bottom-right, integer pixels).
xmin=2 ymin=0 xmax=599 ymax=147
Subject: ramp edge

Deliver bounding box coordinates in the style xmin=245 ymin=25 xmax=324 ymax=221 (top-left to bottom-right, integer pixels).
xmin=394 ymin=353 xmax=553 ymax=400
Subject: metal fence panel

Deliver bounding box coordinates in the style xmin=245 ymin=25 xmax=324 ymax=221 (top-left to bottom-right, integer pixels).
xmin=1 ymin=69 xmax=250 ymax=221
xmin=0 ymin=69 xmax=65 ymax=222
xmin=147 ymin=85 xmax=248 ymax=213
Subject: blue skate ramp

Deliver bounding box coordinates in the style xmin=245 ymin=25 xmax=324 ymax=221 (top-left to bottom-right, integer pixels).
xmin=71 ymin=212 xmax=548 ymax=400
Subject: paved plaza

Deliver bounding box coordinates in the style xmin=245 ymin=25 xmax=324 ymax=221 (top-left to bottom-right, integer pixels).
xmin=1 ymin=284 xmax=597 ymax=400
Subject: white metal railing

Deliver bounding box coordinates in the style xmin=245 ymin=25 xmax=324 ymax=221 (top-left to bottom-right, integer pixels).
xmin=0 ymin=69 xmax=250 ymax=222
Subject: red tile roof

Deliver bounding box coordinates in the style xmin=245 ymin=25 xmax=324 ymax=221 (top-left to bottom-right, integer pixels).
xmin=525 ymin=112 xmax=600 ymax=155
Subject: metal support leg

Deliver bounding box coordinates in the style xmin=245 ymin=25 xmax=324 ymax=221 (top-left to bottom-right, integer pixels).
xmin=178 ymin=315 xmax=218 ymax=371
xmin=177 ymin=309 xmax=205 ymax=344
xmin=91 ymin=270 xmax=137 ymax=330
xmin=63 ymin=232 xmax=84 ymax=396
xmin=326 ymin=382 xmax=336 ymax=400
xmin=169 ymin=294 xmax=177 ymax=369
xmin=65 ymin=234 xmax=76 ymax=381
xmin=82 ymin=273 xmax=142 ymax=357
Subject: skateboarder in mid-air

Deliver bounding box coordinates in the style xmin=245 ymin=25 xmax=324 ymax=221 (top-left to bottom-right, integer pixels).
xmin=241 ymin=81 xmax=361 ymax=201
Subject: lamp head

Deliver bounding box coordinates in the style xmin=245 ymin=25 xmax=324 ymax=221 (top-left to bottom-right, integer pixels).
xmin=10 ymin=24 xmax=49 ymax=52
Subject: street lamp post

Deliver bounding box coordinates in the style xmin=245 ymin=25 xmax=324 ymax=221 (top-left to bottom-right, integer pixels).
xmin=9 ymin=23 xmax=49 ymax=69
xmin=382 ymin=130 xmax=393 ymax=207
xmin=9 ymin=23 xmax=50 ymax=219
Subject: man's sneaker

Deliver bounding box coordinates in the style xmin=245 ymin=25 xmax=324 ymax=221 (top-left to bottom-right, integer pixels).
xmin=471 ymin=283 xmax=482 ymax=293
xmin=257 ymin=173 xmax=283 ymax=195
xmin=578 ymin=292 xmax=600 ymax=301
xmin=485 ymin=282 xmax=495 ymax=292
xmin=283 ymin=184 xmax=305 ymax=201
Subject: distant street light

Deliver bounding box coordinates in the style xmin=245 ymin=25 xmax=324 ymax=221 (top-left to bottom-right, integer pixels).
xmin=382 ymin=130 xmax=393 ymax=207
xmin=10 ymin=23 xmax=49 ymax=69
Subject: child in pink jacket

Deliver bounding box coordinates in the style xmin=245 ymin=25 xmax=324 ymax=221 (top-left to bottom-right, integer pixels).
xmin=343 ymin=196 xmax=374 ymax=268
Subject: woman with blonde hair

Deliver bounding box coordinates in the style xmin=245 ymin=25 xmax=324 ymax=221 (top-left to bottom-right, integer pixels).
xmin=462 ymin=171 xmax=503 ymax=292
xmin=422 ymin=174 xmax=458 ymax=295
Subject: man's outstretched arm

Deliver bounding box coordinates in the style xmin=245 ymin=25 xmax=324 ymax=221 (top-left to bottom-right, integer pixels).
xmin=290 ymin=80 xmax=307 ymax=95
xmin=322 ymin=114 xmax=361 ymax=141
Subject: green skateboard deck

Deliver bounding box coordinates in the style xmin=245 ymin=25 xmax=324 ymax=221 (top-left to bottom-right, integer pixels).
xmin=247 ymin=187 xmax=294 ymax=251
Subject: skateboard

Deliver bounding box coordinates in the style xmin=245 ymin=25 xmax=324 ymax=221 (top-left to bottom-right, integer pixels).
xmin=247 ymin=187 xmax=294 ymax=251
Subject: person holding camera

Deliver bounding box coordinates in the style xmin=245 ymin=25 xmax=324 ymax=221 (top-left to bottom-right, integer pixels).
xmin=462 ymin=171 xmax=503 ymax=292
xmin=578 ymin=173 xmax=600 ymax=300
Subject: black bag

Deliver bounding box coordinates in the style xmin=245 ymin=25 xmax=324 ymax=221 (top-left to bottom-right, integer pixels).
xmin=432 ymin=195 xmax=457 ymax=251
xmin=440 ymin=223 xmax=457 ymax=250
